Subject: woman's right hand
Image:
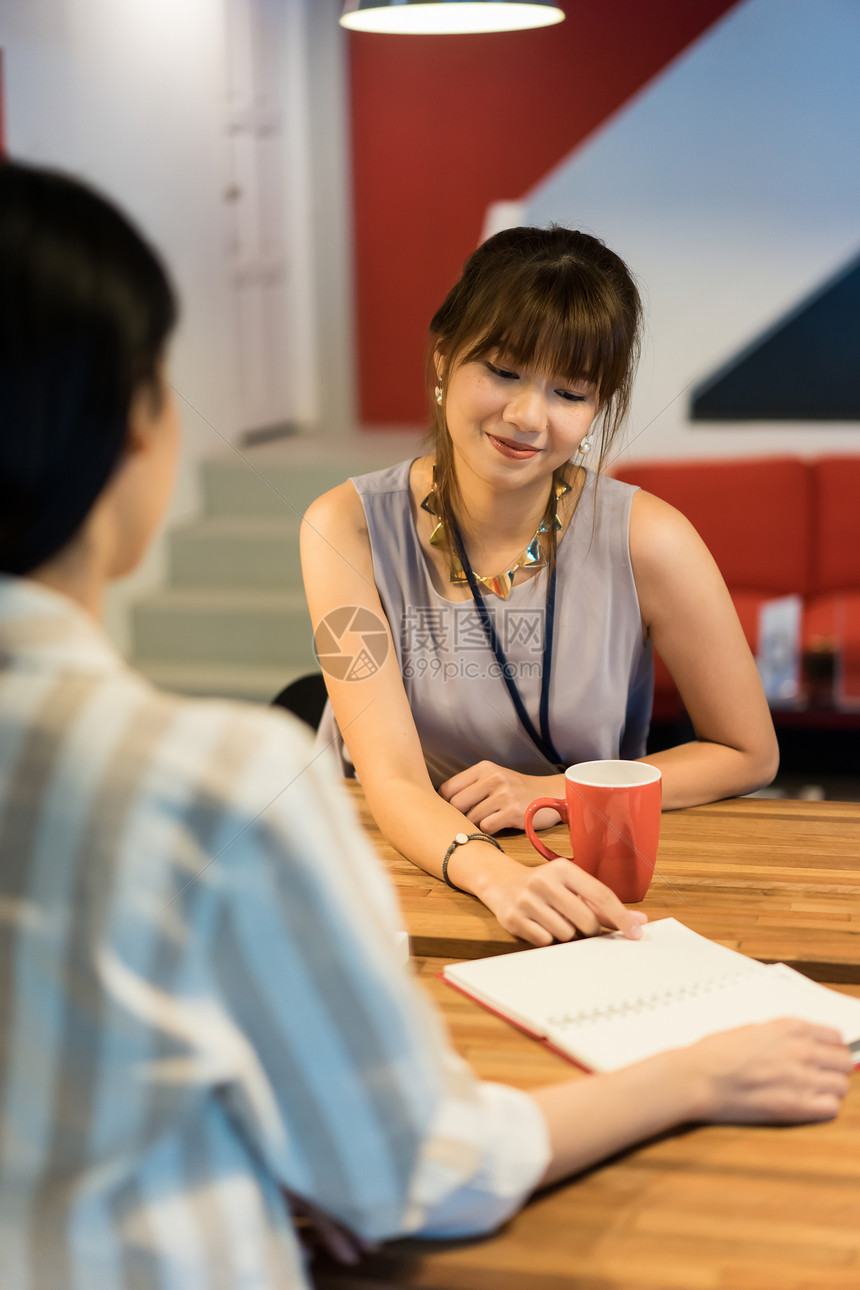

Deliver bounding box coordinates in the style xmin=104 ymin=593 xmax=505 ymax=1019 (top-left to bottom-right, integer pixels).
xmin=686 ymin=1018 xmax=852 ymax=1125
xmin=476 ymin=854 xmax=648 ymax=947
xmin=533 ymin=1015 xmax=851 ymax=1188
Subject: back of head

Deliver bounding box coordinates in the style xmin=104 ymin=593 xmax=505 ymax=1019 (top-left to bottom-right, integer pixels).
xmin=0 ymin=160 xmax=177 ymax=575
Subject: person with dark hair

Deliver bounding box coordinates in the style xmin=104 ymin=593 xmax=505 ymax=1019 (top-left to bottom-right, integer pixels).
xmin=303 ymin=226 xmax=779 ymax=946
xmin=0 ymin=160 xmax=178 ymax=580
xmin=2 ymin=163 xmax=847 ymax=1289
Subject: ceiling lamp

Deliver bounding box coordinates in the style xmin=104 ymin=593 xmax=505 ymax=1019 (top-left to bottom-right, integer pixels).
xmin=340 ymin=2 xmax=565 ymax=35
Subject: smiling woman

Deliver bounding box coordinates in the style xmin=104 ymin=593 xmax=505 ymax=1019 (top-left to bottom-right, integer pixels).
xmin=301 ymin=225 xmax=779 ymax=948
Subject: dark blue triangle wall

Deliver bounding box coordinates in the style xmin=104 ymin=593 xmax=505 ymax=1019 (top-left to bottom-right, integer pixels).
xmin=691 ymin=254 xmax=860 ymax=421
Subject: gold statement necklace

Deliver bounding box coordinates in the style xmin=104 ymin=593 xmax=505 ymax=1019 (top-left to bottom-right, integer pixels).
xmin=420 ymin=473 xmax=571 ymax=600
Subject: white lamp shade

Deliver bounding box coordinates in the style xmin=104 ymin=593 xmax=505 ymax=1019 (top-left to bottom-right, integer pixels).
xmin=340 ymin=2 xmax=565 ymax=35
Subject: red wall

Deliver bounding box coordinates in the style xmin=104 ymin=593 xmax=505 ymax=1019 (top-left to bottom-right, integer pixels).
xmin=347 ymin=0 xmax=739 ymax=426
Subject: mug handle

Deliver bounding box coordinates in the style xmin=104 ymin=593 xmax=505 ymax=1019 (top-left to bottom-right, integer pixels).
xmin=524 ymin=797 xmax=568 ymax=861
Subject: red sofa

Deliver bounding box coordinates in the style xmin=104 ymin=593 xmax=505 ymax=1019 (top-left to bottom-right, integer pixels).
xmin=611 ymin=455 xmax=860 ymax=722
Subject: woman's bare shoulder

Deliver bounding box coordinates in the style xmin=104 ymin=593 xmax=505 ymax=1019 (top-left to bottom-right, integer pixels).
xmin=303 ymin=479 xmax=365 ymax=535
xmin=628 ymin=487 xmax=706 ymax=571
xmin=300 ymin=480 xmax=373 ymax=589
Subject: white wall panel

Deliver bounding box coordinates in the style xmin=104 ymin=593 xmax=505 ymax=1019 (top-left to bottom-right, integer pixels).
xmin=0 ymin=0 xmax=353 ymax=647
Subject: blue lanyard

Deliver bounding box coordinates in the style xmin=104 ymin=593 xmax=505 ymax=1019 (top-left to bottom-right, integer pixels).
xmin=449 ymin=519 xmax=565 ymax=770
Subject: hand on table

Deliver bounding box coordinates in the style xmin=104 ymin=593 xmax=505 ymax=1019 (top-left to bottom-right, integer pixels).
xmin=686 ymin=1018 xmax=852 ymax=1125
xmin=439 ymin=760 xmax=560 ymax=833
xmin=480 ymin=852 xmax=648 ymax=948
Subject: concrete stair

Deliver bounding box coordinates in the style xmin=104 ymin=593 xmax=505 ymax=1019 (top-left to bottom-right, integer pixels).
xmin=133 ymin=588 xmax=313 ymax=667
xmin=131 ymin=437 xmax=421 ymax=703
xmin=168 ymin=516 xmax=304 ymax=590
xmin=136 ymin=661 xmax=296 ymax=703
xmin=199 ymin=457 xmax=358 ymax=521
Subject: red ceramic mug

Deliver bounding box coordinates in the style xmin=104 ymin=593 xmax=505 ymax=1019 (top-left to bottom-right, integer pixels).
xmin=524 ymin=760 xmax=662 ymax=903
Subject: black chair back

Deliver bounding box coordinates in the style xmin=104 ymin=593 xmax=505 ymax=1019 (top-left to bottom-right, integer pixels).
xmin=271 ymin=673 xmax=328 ymax=731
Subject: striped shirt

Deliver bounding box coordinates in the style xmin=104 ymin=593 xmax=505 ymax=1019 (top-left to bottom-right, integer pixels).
xmin=0 ymin=577 xmax=549 ymax=1290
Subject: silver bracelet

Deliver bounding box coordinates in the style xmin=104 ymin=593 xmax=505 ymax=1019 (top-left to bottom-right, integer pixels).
xmin=441 ymin=831 xmax=503 ymax=894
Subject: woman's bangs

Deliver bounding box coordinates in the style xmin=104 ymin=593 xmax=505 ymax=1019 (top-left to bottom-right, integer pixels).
xmin=461 ymin=277 xmax=622 ymax=395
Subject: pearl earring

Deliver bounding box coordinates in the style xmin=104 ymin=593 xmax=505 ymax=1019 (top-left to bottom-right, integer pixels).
xmin=579 ymin=434 xmax=592 ymax=455
xmin=434 ymin=383 xmax=444 ymax=406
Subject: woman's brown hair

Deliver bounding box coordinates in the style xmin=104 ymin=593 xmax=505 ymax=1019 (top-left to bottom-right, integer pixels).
xmin=427 ymin=225 xmax=642 ymax=559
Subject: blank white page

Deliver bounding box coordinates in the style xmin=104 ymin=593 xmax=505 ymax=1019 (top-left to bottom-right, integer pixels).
xmin=443 ymin=919 xmax=760 ymax=1035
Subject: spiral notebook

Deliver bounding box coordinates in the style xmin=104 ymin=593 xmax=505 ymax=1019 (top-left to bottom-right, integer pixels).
xmin=442 ymin=918 xmax=860 ymax=1073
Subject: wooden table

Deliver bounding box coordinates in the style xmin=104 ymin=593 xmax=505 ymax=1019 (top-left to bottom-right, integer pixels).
xmin=346 ymin=785 xmax=860 ymax=981
xmin=316 ymin=788 xmax=860 ymax=1290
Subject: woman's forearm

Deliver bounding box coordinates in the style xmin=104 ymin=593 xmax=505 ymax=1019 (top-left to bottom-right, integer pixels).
xmin=640 ymin=735 xmax=779 ymax=811
xmin=363 ymin=775 xmax=517 ymax=891
xmin=530 ymin=1017 xmax=850 ymax=1188
xmin=530 ymin=1049 xmax=705 ymax=1186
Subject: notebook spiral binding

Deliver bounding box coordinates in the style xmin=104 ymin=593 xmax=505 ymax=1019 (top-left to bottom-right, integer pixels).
xmin=547 ymin=966 xmax=759 ymax=1031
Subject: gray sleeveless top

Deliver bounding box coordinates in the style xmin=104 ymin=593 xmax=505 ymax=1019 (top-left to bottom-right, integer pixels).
xmin=316 ymin=460 xmax=653 ymax=787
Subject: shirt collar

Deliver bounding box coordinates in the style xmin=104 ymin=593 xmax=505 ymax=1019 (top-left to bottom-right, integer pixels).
xmin=0 ymin=575 xmax=129 ymax=679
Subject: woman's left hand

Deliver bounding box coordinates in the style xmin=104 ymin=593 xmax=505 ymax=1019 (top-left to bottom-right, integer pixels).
xmin=439 ymin=761 xmax=562 ymax=833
